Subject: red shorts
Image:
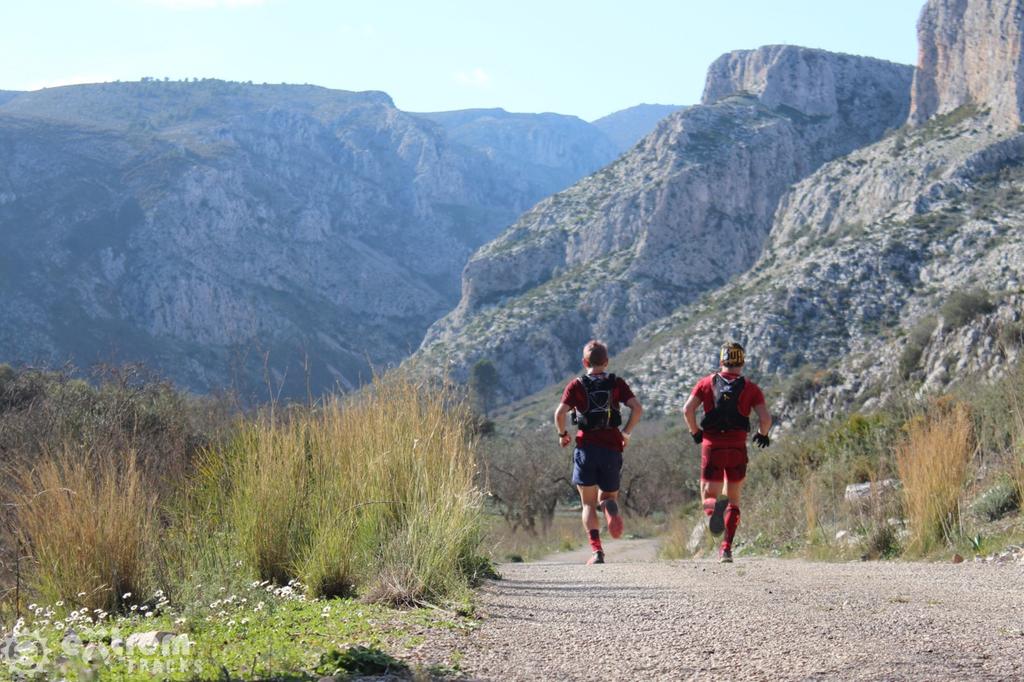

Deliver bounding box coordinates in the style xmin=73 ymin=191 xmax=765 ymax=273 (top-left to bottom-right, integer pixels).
xmin=701 ymin=442 xmax=748 ymax=483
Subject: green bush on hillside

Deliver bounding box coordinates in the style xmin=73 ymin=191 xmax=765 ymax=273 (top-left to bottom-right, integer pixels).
xmin=940 ymin=288 xmax=995 ymax=329
xmin=899 ymin=316 xmax=936 ymax=379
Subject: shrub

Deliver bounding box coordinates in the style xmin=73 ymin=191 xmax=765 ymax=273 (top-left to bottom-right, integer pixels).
xmin=998 ymin=321 xmax=1024 ymax=350
xmin=318 ymin=646 xmax=407 ymax=677
xmin=898 ymin=317 xmax=936 ymax=379
xmin=0 ymin=365 xmax=230 ymax=492
xmin=482 ymin=434 xmax=572 ymax=535
xmin=3 ymin=369 xmax=485 ymax=612
xmin=895 ymin=403 xmax=973 ymax=553
xmin=619 ymin=430 xmax=700 ymax=517
xmin=863 ymin=522 xmax=901 ymax=559
xmin=971 ymin=476 xmax=1020 ymax=521
xmin=940 ymin=289 xmax=995 ymax=329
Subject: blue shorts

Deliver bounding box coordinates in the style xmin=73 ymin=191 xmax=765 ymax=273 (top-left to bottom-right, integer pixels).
xmin=572 ymin=445 xmax=623 ymax=492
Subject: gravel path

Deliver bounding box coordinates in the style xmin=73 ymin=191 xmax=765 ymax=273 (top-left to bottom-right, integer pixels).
xmin=434 ymin=538 xmax=1024 ymax=680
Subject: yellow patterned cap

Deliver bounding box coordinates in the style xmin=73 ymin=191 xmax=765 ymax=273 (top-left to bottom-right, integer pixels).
xmin=720 ymin=343 xmax=745 ymax=367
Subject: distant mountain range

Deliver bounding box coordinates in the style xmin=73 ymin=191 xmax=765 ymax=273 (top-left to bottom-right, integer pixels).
xmin=0 ymin=83 xmax=679 ymax=397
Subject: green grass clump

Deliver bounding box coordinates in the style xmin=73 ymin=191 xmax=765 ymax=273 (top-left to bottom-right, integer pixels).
xmin=318 ymin=645 xmax=408 ymax=677
xmin=5 ymin=369 xmax=486 ymax=617
xmin=972 ymin=476 xmax=1021 ymax=521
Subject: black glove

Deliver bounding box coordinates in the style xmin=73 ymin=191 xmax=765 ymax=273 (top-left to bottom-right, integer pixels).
xmin=691 ymin=430 xmax=703 ymax=444
xmin=753 ymin=433 xmax=770 ymax=448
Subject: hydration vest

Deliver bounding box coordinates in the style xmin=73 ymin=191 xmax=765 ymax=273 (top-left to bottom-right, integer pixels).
xmin=572 ymin=374 xmax=622 ymax=431
xmin=700 ymin=373 xmax=750 ymax=432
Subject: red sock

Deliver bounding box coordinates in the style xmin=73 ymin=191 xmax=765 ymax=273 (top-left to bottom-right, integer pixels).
xmin=703 ymin=497 xmax=717 ymax=517
xmin=588 ymin=528 xmax=602 ymax=552
xmin=724 ymin=503 xmax=740 ymax=546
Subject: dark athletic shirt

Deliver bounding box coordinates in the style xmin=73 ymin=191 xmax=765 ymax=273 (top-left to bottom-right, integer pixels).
xmin=690 ymin=372 xmax=766 ymax=447
xmin=561 ymin=373 xmax=635 ymax=452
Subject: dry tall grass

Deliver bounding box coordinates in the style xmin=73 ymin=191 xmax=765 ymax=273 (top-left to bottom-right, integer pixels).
xmin=198 ymin=375 xmax=483 ymax=604
xmin=10 ymin=449 xmax=157 ymax=612
xmin=895 ymin=403 xmax=974 ymax=554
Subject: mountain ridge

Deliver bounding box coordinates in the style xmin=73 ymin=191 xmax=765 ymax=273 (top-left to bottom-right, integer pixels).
xmin=0 ymin=80 xmax=660 ymax=397
xmin=591 ymin=103 xmax=685 ymax=153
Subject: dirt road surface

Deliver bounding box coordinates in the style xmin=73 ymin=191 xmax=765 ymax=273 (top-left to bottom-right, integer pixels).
xmin=426 ymin=538 xmax=1024 ymax=680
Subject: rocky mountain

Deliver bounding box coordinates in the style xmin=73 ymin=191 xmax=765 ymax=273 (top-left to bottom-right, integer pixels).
xmin=412 ymin=108 xmax=620 ymax=203
xmin=0 ymin=81 xmax=623 ymax=397
xmin=423 ymin=0 xmax=1024 ymax=428
xmin=591 ymin=104 xmax=685 ymax=153
xmin=413 ymin=45 xmax=914 ymax=404
xmin=622 ymin=0 xmax=1024 ymax=421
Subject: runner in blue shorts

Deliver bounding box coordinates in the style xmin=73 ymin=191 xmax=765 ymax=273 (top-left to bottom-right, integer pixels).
xmin=554 ymin=340 xmax=643 ymax=564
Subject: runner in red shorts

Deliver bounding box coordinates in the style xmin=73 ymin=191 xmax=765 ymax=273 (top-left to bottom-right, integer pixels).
xmin=683 ymin=342 xmax=772 ymax=563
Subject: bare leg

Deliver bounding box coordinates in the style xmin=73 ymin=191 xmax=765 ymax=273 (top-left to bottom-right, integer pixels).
xmin=724 ymin=478 xmax=743 ymax=505
xmin=578 ymin=485 xmax=600 ymax=532
xmin=701 ymin=480 xmax=724 ymax=505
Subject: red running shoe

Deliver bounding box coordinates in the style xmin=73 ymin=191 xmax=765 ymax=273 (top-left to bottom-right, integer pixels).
xmin=600 ymin=499 xmax=624 ymax=539
xmin=719 ymin=542 xmax=733 ymax=563
xmin=587 ymin=550 xmax=605 ymax=565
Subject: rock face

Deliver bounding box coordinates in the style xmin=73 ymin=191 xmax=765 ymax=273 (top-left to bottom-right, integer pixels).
xmin=591 ymin=104 xmax=685 ymax=153
xmin=704 ymin=44 xmax=910 ymax=126
xmin=603 ymin=0 xmax=1024 ymax=422
xmin=413 ymin=46 xmax=913 ymax=404
xmin=624 ymin=106 xmax=1024 ymax=421
xmin=909 ymin=0 xmax=1024 ymax=130
xmin=0 ymin=81 xmax=619 ymax=397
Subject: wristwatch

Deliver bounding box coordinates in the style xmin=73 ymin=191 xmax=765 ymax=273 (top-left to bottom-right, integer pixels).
xmin=558 ymin=430 xmax=568 ymax=438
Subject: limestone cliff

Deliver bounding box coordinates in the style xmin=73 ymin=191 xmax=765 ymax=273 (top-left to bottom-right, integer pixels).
xmin=414 ymin=47 xmax=913 ymax=404
xmin=909 ymin=0 xmax=1024 ymax=130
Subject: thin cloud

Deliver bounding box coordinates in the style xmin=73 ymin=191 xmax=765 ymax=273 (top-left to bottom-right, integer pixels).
xmin=455 ymin=67 xmax=491 ymax=88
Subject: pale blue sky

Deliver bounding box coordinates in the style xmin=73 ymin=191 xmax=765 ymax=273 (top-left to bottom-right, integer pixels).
xmin=1 ymin=1 xmax=923 ymax=120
